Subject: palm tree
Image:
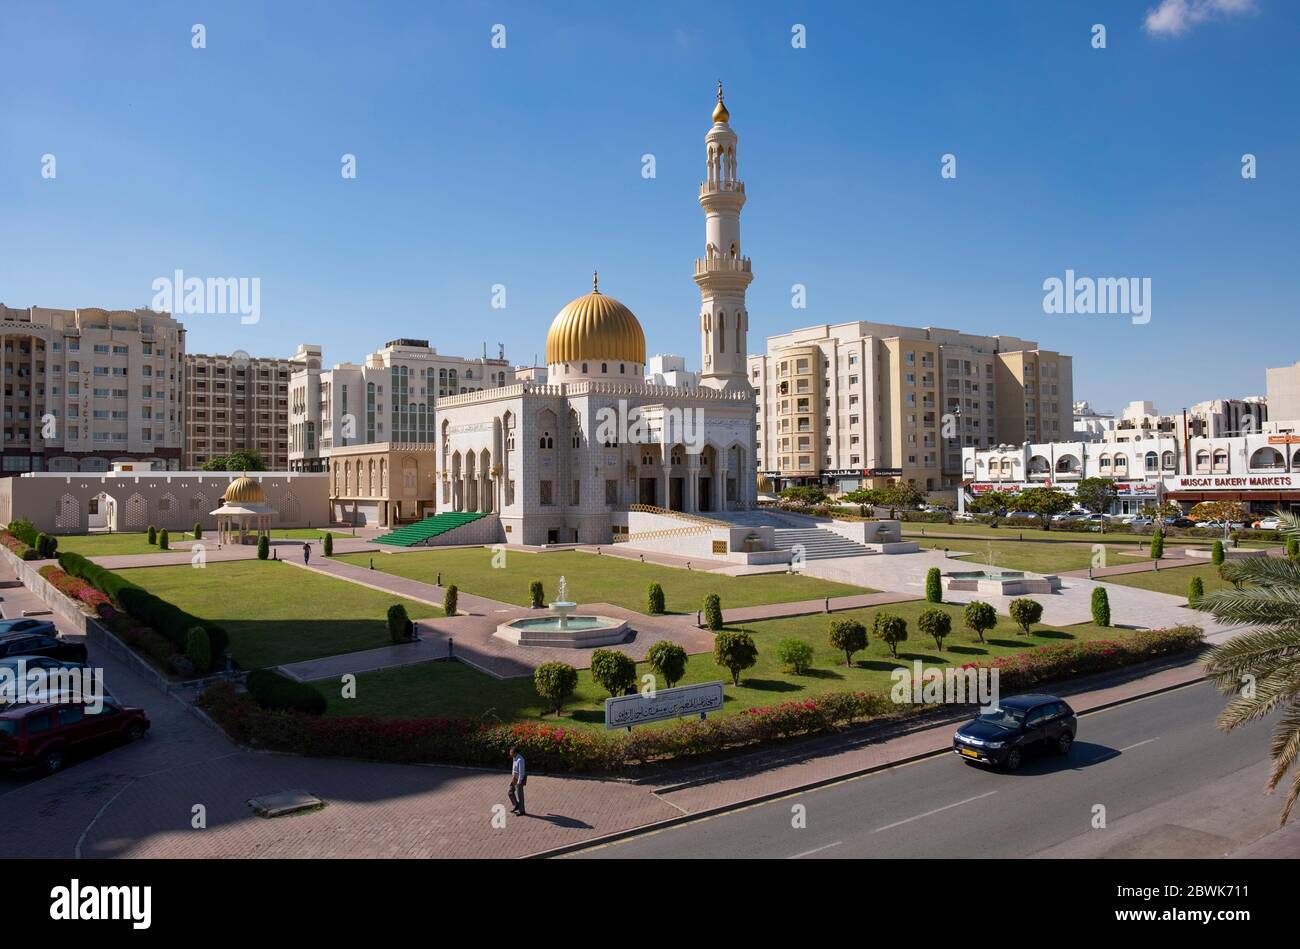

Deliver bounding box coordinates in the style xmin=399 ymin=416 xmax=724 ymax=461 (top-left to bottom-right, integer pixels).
xmin=1196 ymin=511 xmax=1300 ymax=824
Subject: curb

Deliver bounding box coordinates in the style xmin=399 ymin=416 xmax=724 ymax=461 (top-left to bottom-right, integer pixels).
xmin=521 ymin=670 xmax=1210 ymax=860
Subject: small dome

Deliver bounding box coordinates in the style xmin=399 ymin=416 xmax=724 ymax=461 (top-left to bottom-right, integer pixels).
xmin=712 ymin=80 xmax=730 ymax=123
xmin=545 ymin=275 xmax=646 ymax=366
xmin=223 ymin=475 xmax=267 ymax=504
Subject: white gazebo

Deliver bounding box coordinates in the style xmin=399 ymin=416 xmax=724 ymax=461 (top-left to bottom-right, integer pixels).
xmin=211 ymin=475 xmax=275 ymax=545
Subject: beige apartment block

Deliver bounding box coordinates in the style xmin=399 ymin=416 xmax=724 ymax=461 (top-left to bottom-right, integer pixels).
xmin=749 ymin=321 xmax=1074 ymax=493
xmin=1267 ymin=362 xmax=1300 ymax=422
xmin=184 ymin=352 xmax=293 ymax=469
xmin=0 ymin=304 xmax=185 ymax=475
xmin=326 ymin=441 xmax=438 ymax=527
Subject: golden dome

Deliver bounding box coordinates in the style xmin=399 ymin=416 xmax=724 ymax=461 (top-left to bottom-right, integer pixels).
xmin=712 ymin=80 xmax=730 ymax=123
xmin=223 ymin=475 xmax=267 ymax=504
xmin=545 ymin=274 xmax=646 ymax=366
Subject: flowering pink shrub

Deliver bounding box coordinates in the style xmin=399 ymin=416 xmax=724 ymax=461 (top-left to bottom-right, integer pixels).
xmin=0 ymin=531 xmax=38 ymax=561
xmin=38 ymin=565 xmax=118 ymax=621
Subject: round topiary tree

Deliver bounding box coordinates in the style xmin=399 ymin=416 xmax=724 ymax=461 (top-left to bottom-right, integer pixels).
xmin=1211 ymin=539 xmax=1225 ymax=566
xmin=775 ymin=638 xmax=815 ymax=674
xmin=185 ymin=626 xmax=212 ymax=675
xmin=1150 ymin=528 xmax=1164 ymax=560
xmin=1288 ymin=535 xmax=1299 ymax=561
xmin=1008 ymin=597 xmax=1044 ymax=636
xmin=873 ymin=611 xmax=908 ymax=659
xmin=828 ymin=617 xmax=868 ymax=667
xmin=963 ymin=600 xmax=997 ymax=643
xmin=386 ymin=603 xmax=411 ymax=643
xmin=534 ymin=662 xmax=579 ymax=716
xmin=444 ymin=583 xmax=459 ymax=615
xmin=712 ymin=630 xmax=758 ymax=686
xmin=323 ymin=532 xmax=333 ymax=556
xmin=916 ymin=607 xmax=952 ymax=650
xmin=647 ymin=582 xmax=665 ymax=615
xmin=147 ymin=525 xmax=157 ymax=545
xmin=925 ymin=566 xmax=943 ymax=603
xmin=703 ymin=593 xmax=723 ymax=631
xmin=1091 ymin=586 xmax=1111 ymax=627
xmin=529 ymin=580 xmax=545 ymax=608
xmin=1188 ymin=575 xmax=1204 ymax=605
xmin=256 ymin=535 xmax=269 ymax=560
xmin=646 ymin=639 xmax=688 ymax=688
xmin=158 ymin=528 xmax=169 ymax=551
xmin=193 ymin=522 xmax=203 ymax=541
xmin=589 ymin=648 xmax=637 ymax=698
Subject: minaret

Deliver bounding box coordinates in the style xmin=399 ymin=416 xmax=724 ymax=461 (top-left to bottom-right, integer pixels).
xmin=696 ymin=81 xmax=753 ymax=392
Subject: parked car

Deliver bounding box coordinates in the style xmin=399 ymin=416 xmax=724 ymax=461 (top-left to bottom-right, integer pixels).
xmin=0 ymin=657 xmax=99 ymax=710
xmin=953 ymin=512 xmax=976 ymax=522
xmin=953 ymin=694 xmax=1076 ymax=770
xmin=1254 ymin=517 xmax=1283 ymax=530
xmin=0 ymin=700 xmax=149 ymax=775
xmin=1127 ymin=516 xmax=1156 ymax=528
xmin=1167 ymin=517 xmax=1196 ymax=528
xmin=0 ymin=629 xmax=87 ymax=664
xmin=0 ymin=618 xmax=57 ymax=639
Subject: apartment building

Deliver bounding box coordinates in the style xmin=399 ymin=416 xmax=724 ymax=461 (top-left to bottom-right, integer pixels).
xmin=748 ymin=321 xmax=1073 ymax=494
xmin=0 ymin=304 xmax=185 ymax=474
xmin=288 ymin=339 xmax=513 ymax=472
xmin=1266 ymin=362 xmax=1300 ymax=421
xmin=183 ymin=351 xmax=294 ymax=469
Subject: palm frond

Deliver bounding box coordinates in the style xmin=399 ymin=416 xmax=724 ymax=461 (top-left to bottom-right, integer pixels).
xmin=1194 ymin=587 xmax=1300 ymax=627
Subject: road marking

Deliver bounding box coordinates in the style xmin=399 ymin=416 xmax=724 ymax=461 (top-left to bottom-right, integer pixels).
xmin=872 ymin=791 xmax=997 ymax=833
xmin=789 ymin=840 xmax=842 ymax=859
xmin=1119 ymin=737 xmax=1159 ymax=752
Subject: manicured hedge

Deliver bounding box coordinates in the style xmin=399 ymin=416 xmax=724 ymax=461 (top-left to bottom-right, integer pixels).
xmin=0 ymin=531 xmax=39 ymax=561
xmin=245 ymin=668 xmax=327 ymax=715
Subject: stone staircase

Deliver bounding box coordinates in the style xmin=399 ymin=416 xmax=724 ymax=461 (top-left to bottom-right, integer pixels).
xmin=714 ymin=509 xmax=874 ymax=561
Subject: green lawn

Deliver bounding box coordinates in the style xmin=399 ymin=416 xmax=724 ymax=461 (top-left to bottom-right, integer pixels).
xmin=316 ymin=601 xmax=1121 ymax=729
xmin=57 ymin=527 xmax=334 ymax=558
xmin=912 ymin=538 xmax=1100 ymax=573
xmin=334 ymin=547 xmax=870 ymax=614
xmin=902 ymin=521 xmax=1275 ymax=548
xmin=1100 ymin=560 xmax=1236 ymax=599
xmin=114 ymin=560 xmax=440 ymax=669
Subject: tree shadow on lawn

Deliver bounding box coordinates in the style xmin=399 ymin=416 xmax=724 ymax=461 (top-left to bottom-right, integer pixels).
xmin=737 ymin=678 xmax=802 ymax=693
xmin=946 ymin=645 xmax=988 ymax=656
xmin=986 ymin=638 xmax=1034 ymax=649
xmin=895 ymin=651 xmax=944 ymax=663
xmin=1034 ymin=629 xmax=1075 ymax=640
xmin=799 ymin=667 xmax=845 ymax=681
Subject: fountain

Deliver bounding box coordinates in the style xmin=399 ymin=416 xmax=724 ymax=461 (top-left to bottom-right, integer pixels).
xmin=494 ymin=575 xmax=630 ymax=648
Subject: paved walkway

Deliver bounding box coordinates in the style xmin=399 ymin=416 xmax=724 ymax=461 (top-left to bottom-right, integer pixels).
xmin=89 ymin=534 xmax=380 ymax=571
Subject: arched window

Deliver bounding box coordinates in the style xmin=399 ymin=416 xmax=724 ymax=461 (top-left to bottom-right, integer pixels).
xmin=1161 ymin=451 xmax=1175 ymax=469
xmin=1195 ymin=450 xmax=1210 ymax=470
xmin=601 ymin=363 xmax=607 ymax=373
xmin=1099 ymin=454 xmax=1111 ymax=470
xmin=619 ymin=363 xmax=625 ymax=374
xmin=540 ymin=431 xmax=554 ymax=449
xmin=1213 ymin=449 xmax=1229 ymax=470
xmin=1144 ymin=452 xmax=1158 ymax=472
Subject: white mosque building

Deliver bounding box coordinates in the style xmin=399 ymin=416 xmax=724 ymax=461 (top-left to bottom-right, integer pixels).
xmin=433 ymin=85 xmax=759 ymax=546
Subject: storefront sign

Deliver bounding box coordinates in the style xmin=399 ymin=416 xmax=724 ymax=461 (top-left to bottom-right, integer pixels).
xmin=1166 ymin=474 xmax=1300 ymax=491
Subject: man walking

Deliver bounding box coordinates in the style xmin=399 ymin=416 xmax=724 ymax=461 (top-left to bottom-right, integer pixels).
xmin=508 ymin=745 xmax=527 ymax=816
xmin=302 ymin=542 xmax=311 ymax=565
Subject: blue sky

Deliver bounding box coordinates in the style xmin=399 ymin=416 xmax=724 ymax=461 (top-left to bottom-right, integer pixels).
xmin=2 ymin=0 xmax=1296 ymax=413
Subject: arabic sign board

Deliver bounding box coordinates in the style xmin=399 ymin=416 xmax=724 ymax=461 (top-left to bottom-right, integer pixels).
xmin=604 ymin=680 xmax=726 ymax=730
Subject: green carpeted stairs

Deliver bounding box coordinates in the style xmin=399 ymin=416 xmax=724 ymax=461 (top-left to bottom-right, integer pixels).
xmin=373 ymin=511 xmax=488 ymax=547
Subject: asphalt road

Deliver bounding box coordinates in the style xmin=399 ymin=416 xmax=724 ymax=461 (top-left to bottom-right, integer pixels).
xmin=574 ymin=681 xmax=1281 ymax=859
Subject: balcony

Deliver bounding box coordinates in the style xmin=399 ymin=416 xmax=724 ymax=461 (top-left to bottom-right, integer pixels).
xmin=699 ymin=179 xmax=745 ymax=196
xmin=694 ymin=256 xmax=752 ymax=276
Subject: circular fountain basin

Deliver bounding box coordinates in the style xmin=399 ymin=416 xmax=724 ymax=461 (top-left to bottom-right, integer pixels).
xmin=943 ymin=568 xmax=1060 ymax=596
xmin=495 ymin=614 xmax=630 ymax=648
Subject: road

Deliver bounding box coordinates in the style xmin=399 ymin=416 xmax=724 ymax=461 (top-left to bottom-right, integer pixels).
xmin=573 ymin=681 xmax=1281 ymax=859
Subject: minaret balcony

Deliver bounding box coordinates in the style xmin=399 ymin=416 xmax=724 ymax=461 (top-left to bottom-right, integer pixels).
xmin=699 ymin=179 xmax=745 ymax=196
xmin=694 ymin=256 xmax=752 ymax=276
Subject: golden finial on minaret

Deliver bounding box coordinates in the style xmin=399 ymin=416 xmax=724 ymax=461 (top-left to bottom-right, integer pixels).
xmin=592 ymin=270 xmax=599 ymax=293
xmin=713 ymin=80 xmax=730 ymax=123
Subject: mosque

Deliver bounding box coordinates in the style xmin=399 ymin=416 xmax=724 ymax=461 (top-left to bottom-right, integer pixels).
xmin=433 ymin=85 xmax=759 ymax=546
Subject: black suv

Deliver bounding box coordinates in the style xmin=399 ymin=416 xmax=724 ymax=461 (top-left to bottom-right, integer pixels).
xmin=953 ymin=694 xmax=1076 ymax=770
xmin=0 ymin=630 xmax=88 ymax=664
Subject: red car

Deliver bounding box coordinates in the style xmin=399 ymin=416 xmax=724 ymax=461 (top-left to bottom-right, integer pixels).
xmin=0 ymin=699 xmax=149 ymax=775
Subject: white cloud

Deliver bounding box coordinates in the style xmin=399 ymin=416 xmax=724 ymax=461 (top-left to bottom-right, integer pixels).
xmin=1144 ymin=0 xmax=1256 ymax=37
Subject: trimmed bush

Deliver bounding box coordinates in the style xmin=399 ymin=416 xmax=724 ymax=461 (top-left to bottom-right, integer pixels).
xmin=916 ymin=607 xmax=952 ymax=649
xmin=1211 ymin=540 xmax=1225 ymax=566
xmin=529 ymin=580 xmax=545 ymax=609
xmin=775 ymin=638 xmax=815 ymax=675
xmin=872 ymin=612 xmax=908 ymax=659
xmin=828 ymin=618 xmax=868 ymax=667
xmin=185 ymin=626 xmax=212 ymax=675
xmin=963 ymin=600 xmax=997 ymax=643
xmin=387 ymin=603 xmax=411 ymax=643
xmin=34 ymin=532 xmax=55 ymax=559
xmin=158 ymin=528 xmax=169 ymax=551
xmin=713 ymin=630 xmax=758 ymax=686
xmin=647 ymin=582 xmax=665 ymax=615
xmin=7 ymin=519 xmax=39 ymax=547
xmin=193 ymin=522 xmax=203 ymax=541
xmin=256 ymin=535 xmax=269 ymax=560
xmin=590 ymin=648 xmax=637 ymax=698
xmin=1008 ymin=597 xmax=1044 ymax=636
xmin=147 ymin=525 xmax=157 ymax=545
xmin=925 ymin=567 xmax=942 ymax=603
xmin=646 ymin=640 xmax=688 ymax=688
xmin=245 ymin=668 xmax=327 ymax=715
xmin=1288 ymin=535 xmax=1299 ymax=561
xmin=323 ymin=532 xmax=333 ymax=556
xmin=443 ymin=584 xmax=458 ymax=615
xmin=1188 ymin=575 xmax=1204 ymax=605
xmin=703 ymin=593 xmax=723 ymax=631
xmin=534 ymin=662 xmax=579 ymax=715
xmin=1091 ymin=586 xmax=1111 ymax=627
xmin=1150 ymin=529 xmax=1164 ymax=560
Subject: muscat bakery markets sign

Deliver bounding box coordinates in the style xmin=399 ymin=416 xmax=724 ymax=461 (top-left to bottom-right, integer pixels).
xmin=1166 ymin=474 xmax=1300 ymax=492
